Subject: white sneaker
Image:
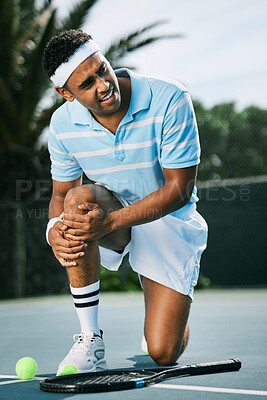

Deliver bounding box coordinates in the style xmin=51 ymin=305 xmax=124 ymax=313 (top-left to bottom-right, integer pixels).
xmin=141 ymin=335 xmax=149 ymax=354
xmin=57 ymin=331 xmax=107 ymax=375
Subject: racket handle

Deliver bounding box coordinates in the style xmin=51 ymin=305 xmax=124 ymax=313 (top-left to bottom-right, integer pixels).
xmin=189 ymin=358 xmax=241 ymax=375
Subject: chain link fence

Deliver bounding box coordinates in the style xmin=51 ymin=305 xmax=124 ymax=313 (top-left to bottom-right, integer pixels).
xmin=1 ymin=102 xmax=267 ymax=298
xmin=197 ymin=175 xmax=267 ymax=286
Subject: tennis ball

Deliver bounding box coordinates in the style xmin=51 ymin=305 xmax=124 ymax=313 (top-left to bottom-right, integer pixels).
xmin=141 ymin=336 xmax=149 ymax=355
xmin=15 ymin=357 xmax=38 ymax=380
xmin=58 ymin=365 xmax=79 ymax=376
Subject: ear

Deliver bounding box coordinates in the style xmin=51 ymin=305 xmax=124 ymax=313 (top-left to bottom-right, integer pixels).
xmin=55 ymin=86 xmax=75 ymax=102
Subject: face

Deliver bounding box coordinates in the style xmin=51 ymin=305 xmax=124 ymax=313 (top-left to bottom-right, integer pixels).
xmin=55 ymin=52 xmax=121 ymax=116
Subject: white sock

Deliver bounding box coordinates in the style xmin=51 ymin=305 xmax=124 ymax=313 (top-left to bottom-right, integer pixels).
xmin=70 ymin=281 xmax=100 ymax=336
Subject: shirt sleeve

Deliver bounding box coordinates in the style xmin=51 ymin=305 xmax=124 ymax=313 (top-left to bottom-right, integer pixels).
xmin=48 ymin=123 xmax=83 ymax=182
xmin=161 ymin=90 xmax=200 ymax=169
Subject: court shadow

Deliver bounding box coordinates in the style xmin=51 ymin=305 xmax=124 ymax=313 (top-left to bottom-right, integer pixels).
xmin=126 ymin=354 xmax=158 ymax=369
xmin=126 ymin=354 xmax=179 ymax=370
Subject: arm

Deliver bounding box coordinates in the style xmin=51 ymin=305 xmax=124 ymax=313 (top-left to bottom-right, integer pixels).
xmin=63 ymin=166 xmax=197 ymax=241
xmin=48 ymin=176 xmax=87 ymax=267
xmin=49 ymin=178 xmax=82 ymax=219
xmin=63 ymin=89 xmax=199 ymax=241
xmin=108 ymin=166 xmax=196 ymax=230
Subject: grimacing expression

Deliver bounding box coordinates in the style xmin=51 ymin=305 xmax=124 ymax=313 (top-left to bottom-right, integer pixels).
xmin=58 ymin=52 xmax=122 ymax=115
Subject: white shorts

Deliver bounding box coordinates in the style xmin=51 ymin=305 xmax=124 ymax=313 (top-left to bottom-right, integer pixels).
xmin=99 ymin=202 xmax=208 ymax=300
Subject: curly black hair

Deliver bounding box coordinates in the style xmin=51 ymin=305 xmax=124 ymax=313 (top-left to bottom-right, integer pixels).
xmin=43 ymin=29 xmax=93 ymax=78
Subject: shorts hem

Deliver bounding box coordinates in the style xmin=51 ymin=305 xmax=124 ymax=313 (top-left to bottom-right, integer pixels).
xmin=131 ymin=259 xmax=196 ymax=301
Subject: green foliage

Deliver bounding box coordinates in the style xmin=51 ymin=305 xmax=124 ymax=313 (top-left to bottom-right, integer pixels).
xmin=195 ymin=102 xmax=267 ymax=181
xmin=100 ymin=256 xmax=141 ymax=292
xmin=0 ymin=0 xmax=182 ymax=204
xmin=0 ymin=0 xmax=185 ymax=298
xmin=1 ymin=1 xmax=266 ymax=298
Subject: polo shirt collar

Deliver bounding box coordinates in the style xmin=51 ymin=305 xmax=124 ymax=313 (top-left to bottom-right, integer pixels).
xmin=116 ymin=68 xmax=152 ymax=118
xmin=70 ymin=68 xmax=151 ymax=127
xmin=70 ymin=100 xmax=101 ymax=128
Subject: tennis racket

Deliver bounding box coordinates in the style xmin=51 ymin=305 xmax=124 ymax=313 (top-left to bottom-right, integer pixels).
xmin=40 ymin=358 xmax=241 ymax=393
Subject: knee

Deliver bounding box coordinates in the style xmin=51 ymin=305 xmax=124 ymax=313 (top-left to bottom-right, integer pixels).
xmin=64 ymin=185 xmax=96 ymax=211
xmin=147 ymin=326 xmax=190 ymax=366
xmin=147 ymin=340 xmax=180 ymax=366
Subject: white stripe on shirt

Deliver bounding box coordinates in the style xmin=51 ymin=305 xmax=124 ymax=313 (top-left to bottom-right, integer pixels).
xmin=162 ymin=139 xmax=198 ymax=150
xmin=85 ymin=157 xmax=159 ymax=175
xmin=57 ymin=131 xmax=107 ymax=140
xmin=72 ymin=138 xmax=161 ymax=158
xmin=166 ymin=95 xmax=190 ymax=116
xmin=163 ymin=118 xmax=194 ymax=135
xmin=123 ymin=138 xmax=161 ymax=149
xmin=73 ymin=147 xmax=115 ymax=158
xmin=125 ymin=116 xmax=163 ymax=129
xmin=49 ymin=143 xmax=68 ymax=156
xmin=51 ymin=158 xmax=77 ymax=166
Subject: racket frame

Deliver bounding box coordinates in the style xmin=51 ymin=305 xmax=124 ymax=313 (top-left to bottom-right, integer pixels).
xmin=40 ymin=358 xmax=242 ymax=393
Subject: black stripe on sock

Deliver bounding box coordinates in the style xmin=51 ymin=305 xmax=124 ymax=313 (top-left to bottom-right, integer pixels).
xmin=74 ymin=299 xmax=99 ymax=308
xmin=72 ymin=289 xmax=99 ymax=299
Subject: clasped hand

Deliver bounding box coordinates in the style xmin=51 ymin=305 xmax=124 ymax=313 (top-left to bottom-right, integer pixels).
xmin=63 ymin=202 xmax=110 ymax=242
xmin=49 ymin=202 xmax=110 ymax=267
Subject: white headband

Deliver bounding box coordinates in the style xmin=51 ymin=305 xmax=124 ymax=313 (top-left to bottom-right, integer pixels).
xmin=50 ymin=40 xmax=101 ymax=87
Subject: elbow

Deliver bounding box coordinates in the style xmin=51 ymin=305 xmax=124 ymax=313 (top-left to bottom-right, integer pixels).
xmin=170 ymin=184 xmax=194 ymax=212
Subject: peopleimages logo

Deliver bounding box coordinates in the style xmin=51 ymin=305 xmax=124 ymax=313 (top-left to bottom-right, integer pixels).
xmin=15 ymin=208 xmax=49 ymax=220
xmin=16 ymin=179 xmax=51 ymax=201
xmin=14 ymin=176 xmax=254 ymax=221
xmin=197 ymin=179 xmax=251 ymax=202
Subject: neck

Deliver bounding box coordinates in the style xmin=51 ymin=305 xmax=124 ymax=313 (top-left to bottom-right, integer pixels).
xmin=118 ymin=76 xmax=131 ymax=114
xmin=91 ymin=76 xmax=131 ymax=134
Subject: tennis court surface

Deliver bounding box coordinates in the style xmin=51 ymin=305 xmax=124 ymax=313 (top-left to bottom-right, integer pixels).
xmin=0 ymin=288 xmax=266 ymax=399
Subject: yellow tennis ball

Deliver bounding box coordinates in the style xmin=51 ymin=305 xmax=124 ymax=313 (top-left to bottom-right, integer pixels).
xmin=15 ymin=357 xmax=38 ymax=380
xmin=58 ymin=365 xmax=79 ymax=376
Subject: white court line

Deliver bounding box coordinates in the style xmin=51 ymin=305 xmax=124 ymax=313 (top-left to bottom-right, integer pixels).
xmin=0 ymin=379 xmax=28 ymax=386
xmin=154 ymin=384 xmax=267 ymax=397
xmin=0 ymin=375 xmax=45 ymax=385
xmin=1 ymin=375 xmax=266 ymax=396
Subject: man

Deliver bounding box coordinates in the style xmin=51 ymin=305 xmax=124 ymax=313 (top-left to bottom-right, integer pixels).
xmin=43 ymin=29 xmax=207 ymax=376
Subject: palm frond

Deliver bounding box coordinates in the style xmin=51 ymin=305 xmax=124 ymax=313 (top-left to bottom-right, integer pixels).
xmin=33 ymin=97 xmax=64 ymax=139
xmin=59 ymin=0 xmax=98 ymax=31
xmin=116 ymin=20 xmax=169 ymax=42
xmin=16 ymin=0 xmax=38 ymax=37
xmin=0 ymin=1 xmax=185 ymax=150
xmin=18 ymin=9 xmax=57 ymax=145
xmin=104 ymin=21 xmax=184 ymax=67
xmin=13 ymin=8 xmax=55 ymax=75
xmin=37 ymin=0 xmax=53 ymax=13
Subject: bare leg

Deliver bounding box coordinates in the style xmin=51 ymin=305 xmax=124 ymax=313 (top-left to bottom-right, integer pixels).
xmin=142 ymin=277 xmax=191 ymax=366
xmin=63 ymin=184 xmax=131 ymax=288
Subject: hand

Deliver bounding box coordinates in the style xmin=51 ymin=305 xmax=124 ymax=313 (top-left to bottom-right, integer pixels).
xmin=63 ymin=202 xmax=111 ymax=242
xmin=48 ymin=221 xmax=88 ymax=267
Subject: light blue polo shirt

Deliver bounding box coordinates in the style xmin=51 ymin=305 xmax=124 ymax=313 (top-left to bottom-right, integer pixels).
xmin=48 ymin=68 xmax=201 ymax=216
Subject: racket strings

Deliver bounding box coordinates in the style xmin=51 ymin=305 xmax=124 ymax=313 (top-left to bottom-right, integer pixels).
xmin=59 ymin=371 xmax=153 ymax=385
xmin=40 ymin=359 xmax=241 ymax=393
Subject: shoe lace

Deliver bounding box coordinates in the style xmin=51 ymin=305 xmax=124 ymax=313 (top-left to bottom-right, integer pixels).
xmin=71 ymin=333 xmax=96 ymax=352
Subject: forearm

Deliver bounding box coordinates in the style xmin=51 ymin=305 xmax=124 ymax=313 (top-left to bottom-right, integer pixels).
xmin=108 ymin=182 xmax=190 ymax=231
xmin=107 ymin=166 xmax=196 ymax=232
xmin=49 ymin=194 xmax=65 ymax=219
xmin=47 ymin=195 xmax=65 ymax=246
xmin=49 ymin=177 xmax=83 ymax=219
xmin=61 ymin=168 xmax=196 ymax=242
